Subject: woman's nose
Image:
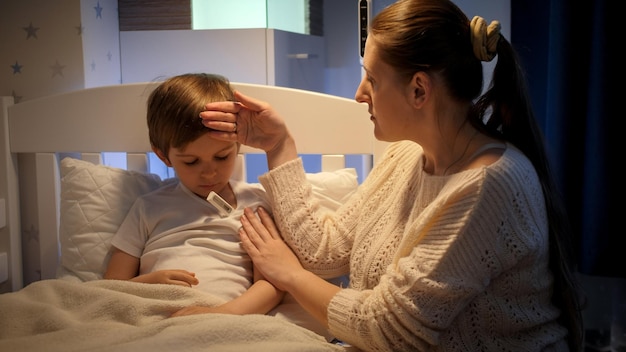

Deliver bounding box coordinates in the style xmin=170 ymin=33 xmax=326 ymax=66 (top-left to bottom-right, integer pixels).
xmin=354 ymin=77 xmax=368 ymax=103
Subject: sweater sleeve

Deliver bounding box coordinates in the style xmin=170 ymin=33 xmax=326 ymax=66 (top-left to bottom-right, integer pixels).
xmin=259 ymin=158 xmax=358 ymax=279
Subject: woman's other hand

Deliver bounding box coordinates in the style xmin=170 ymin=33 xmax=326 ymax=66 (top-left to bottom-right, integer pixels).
xmin=239 ymin=206 xmax=304 ymax=292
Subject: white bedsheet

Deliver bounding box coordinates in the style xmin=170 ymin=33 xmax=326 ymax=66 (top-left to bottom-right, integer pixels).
xmin=0 ymin=279 xmax=344 ymax=352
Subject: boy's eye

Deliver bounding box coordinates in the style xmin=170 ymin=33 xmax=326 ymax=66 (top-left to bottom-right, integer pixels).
xmin=183 ymin=159 xmax=198 ymax=165
xmin=215 ymin=155 xmax=229 ymax=161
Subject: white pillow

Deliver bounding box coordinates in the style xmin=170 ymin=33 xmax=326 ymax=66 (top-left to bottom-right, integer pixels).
xmin=57 ymin=158 xmax=166 ymax=281
xmin=57 ymin=157 xmax=358 ymax=282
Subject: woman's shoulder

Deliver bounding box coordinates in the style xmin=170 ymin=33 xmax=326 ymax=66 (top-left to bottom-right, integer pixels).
xmin=388 ymin=140 xmax=423 ymax=152
xmin=491 ymin=144 xmax=537 ymax=176
xmin=379 ymin=141 xmax=424 ymax=163
xmin=446 ymin=144 xmax=539 ymax=195
xmin=481 ymin=144 xmax=542 ymax=194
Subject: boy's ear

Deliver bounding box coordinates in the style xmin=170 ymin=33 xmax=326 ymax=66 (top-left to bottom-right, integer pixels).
xmin=152 ymin=146 xmax=172 ymax=167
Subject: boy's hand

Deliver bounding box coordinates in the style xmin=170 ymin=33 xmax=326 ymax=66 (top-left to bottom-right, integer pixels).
xmin=133 ymin=269 xmax=199 ymax=287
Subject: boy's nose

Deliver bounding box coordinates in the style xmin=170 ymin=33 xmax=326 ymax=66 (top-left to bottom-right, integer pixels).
xmin=200 ymin=165 xmax=217 ymax=177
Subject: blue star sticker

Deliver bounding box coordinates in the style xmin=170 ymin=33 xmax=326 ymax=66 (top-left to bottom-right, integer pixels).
xmin=23 ymin=22 xmax=40 ymax=39
xmin=94 ymin=1 xmax=103 ymax=19
xmin=24 ymin=224 xmax=39 ymax=244
xmin=11 ymin=61 xmax=23 ymax=74
xmin=50 ymin=60 xmax=65 ymax=77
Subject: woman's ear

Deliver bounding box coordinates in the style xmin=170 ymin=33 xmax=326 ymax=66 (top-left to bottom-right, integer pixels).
xmin=152 ymin=146 xmax=172 ymax=167
xmin=409 ymin=71 xmax=430 ymax=108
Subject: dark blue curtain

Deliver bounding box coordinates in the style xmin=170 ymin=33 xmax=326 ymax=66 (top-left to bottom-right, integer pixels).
xmin=512 ymin=0 xmax=620 ymax=277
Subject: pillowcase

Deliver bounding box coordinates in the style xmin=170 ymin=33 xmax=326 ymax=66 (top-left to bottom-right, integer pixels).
xmin=57 ymin=157 xmax=166 ymax=281
xmin=57 ymin=157 xmax=358 ymax=282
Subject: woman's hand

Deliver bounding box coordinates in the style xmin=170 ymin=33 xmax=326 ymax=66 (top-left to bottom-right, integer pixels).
xmin=239 ymin=206 xmax=304 ymax=292
xmin=200 ymin=90 xmax=299 ymax=169
xmin=200 ymin=91 xmax=289 ymax=153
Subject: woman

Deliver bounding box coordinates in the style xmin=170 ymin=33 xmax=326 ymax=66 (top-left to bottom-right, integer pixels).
xmin=196 ymin=0 xmax=584 ymax=350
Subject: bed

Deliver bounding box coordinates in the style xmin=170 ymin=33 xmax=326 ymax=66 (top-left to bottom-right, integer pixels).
xmin=0 ymin=82 xmax=386 ymax=351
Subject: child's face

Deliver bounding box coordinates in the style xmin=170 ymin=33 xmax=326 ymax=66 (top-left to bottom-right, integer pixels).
xmin=164 ymin=134 xmax=239 ymax=199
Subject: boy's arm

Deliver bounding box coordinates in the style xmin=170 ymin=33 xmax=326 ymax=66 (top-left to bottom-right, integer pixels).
xmin=104 ymin=247 xmax=140 ymax=279
xmin=171 ymin=265 xmax=284 ymax=317
xmin=104 ymin=247 xmax=198 ymax=287
xmin=211 ymin=264 xmax=284 ymax=315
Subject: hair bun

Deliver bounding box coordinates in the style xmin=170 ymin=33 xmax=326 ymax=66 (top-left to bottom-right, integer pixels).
xmin=470 ymin=16 xmax=501 ymax=62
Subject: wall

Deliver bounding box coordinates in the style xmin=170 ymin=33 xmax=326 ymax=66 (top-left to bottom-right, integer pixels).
xmin=119 ymin=29 xmax=269 ymax=84
xmin=0 ymin=0 xmax=512 ymax=101
xmin=0 ymin=0 xmax=121 ymax=293
xmin=119 ymin=28 xmax=326 ymax=93
xmin=0 ymin=0 xmax=121 ymax=102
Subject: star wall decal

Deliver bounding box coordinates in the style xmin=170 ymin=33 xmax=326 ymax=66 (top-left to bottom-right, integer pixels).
xmin=91 ymin=60 xmax=96 ymax=71
xmin=75 ymin=23 xmax=84 ymax=35
xmin=24 ymin=224 xmax=39 ymax=244
xmin=94 ymin=1 xmax=103 ymax=19
xmin=107 ymin=51 xmax=112 ymax=61
xmin=23 ymin=22 xmax=40 ymax=39
xmin=50 ymin=60 xmax=65 ymax=77
xmin=11 ymin=61 xmax=23 ymax=74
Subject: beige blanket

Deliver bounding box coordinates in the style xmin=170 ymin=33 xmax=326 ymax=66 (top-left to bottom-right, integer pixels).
xmin=0 ymin=279 xmax=344 ymax=352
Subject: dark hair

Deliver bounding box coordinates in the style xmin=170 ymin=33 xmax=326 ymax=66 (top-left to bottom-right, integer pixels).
xmin=371 ymin=0 xmax=584 ymax=349
xmin=147 ymin=73 xmax=236 ymax=158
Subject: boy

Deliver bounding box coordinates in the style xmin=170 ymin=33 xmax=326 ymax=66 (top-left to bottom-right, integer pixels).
xmin=104 ymin=73 xmax=283 ymax=315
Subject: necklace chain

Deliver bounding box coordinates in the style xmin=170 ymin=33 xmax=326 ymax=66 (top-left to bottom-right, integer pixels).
xmin=443 ymin=130 xmax=479 ymax=176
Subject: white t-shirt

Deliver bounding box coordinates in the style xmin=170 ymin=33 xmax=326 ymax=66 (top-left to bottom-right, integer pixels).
xmin=110 ymin=179 xmax=269 ymax=301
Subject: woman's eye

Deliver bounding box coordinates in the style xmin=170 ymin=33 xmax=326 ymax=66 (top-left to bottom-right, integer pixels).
xmin=215 ymin=155 xmax=229 ymax=161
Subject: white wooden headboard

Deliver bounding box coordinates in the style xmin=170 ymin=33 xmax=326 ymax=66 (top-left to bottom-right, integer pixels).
xmin=0 ymin=82 xmax=387 ymax=292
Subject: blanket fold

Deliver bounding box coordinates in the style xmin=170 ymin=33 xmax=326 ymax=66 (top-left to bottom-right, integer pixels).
xmin=0 ymin=279 xmax=343 ymax=352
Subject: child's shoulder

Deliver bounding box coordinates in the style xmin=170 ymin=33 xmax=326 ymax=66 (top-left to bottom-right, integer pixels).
xmin=230 ymin=179 xmax=265 ymax=192
xmin=230 ymin=179 xmax=269 ymax=204
xmin=140 ymin=178 xmax=180 ymax=198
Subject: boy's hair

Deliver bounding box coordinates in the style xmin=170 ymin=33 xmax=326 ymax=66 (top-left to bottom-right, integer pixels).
xmin=147 ymin=73 xmax=236 ymax=157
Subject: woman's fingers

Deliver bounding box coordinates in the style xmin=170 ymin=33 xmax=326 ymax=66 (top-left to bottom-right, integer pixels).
xmin=234 ymin=90 xmax=270 ymax=111
xmin=203 ymin=100 xmax=241 ymax=115
xmin=241 ymin=208 xmax=267 ymax=242
xmin=199 ymin=100 xmax=239 ymax=131
xmin=256 ymin=207 xmax=280 ymax=239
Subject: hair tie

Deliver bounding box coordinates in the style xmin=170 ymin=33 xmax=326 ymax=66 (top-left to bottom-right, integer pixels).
xmin=470 ymin=16 xmax=501 ymax=62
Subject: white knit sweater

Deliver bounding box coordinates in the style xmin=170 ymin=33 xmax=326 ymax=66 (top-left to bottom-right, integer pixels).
xmin=259 ymin=140 xmax=569 ymax=351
